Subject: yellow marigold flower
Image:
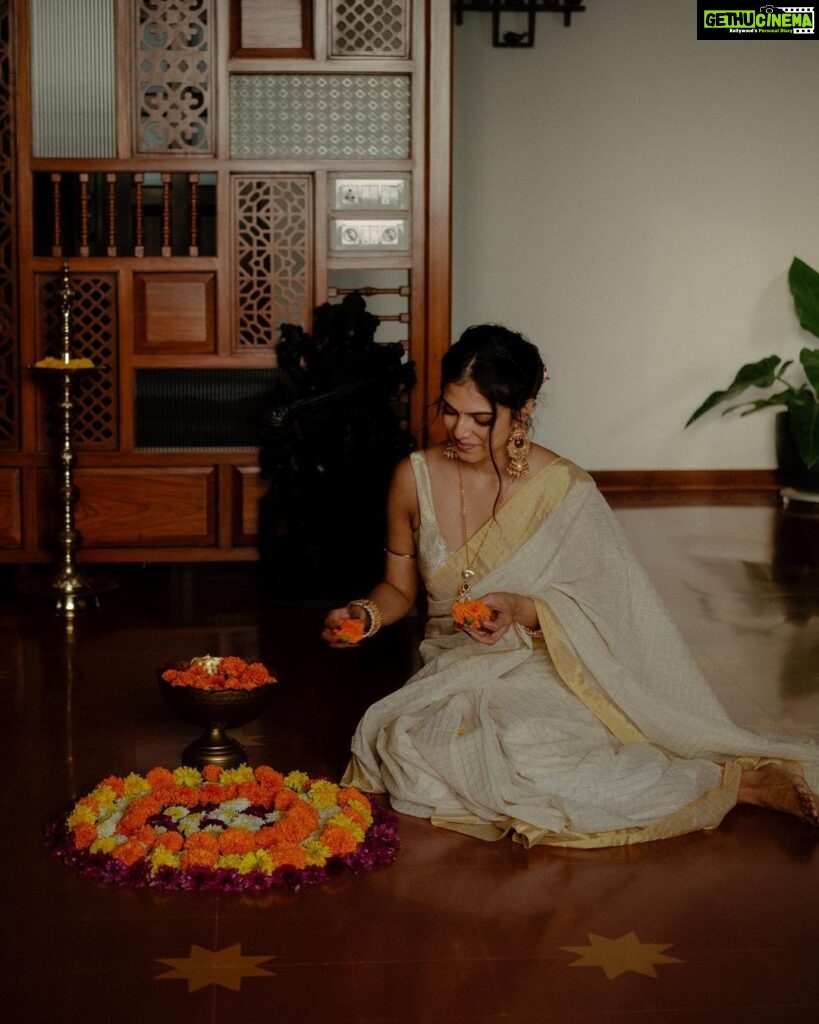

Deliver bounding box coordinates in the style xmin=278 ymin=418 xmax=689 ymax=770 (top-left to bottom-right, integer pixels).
xmin=173 ymin=767 xmax=203 ymax=787
xmin=148 ymin=846 xmax=181 ymax=874
xmin=254 ymin=850 xmax=274 ymax=874
xmin=303 ymin=839 xmax=332 ymax=866
xmin=327 ymin=812 xmax=365 ymax=844
xmin=221 ymin=765 xmax=254 ymax=785
xmin=67 ymin=804 xmax=97 ymax=828
xmin=236 ymin=851 xmax=273 ymax=875
xmin=215 ymin=854 xmax=242 ymax=871
xmin=90 ymin=836 xmax=117 ymax=855
xmin=123 ymin=773 xmax=152 ymax=797
xmin=308 ymin=780 xmax=340 ymax=810
xmin=284 ymin=771 xmax=310 ymax=792
xmin=91 ymin=785 xmax=119 ymax=810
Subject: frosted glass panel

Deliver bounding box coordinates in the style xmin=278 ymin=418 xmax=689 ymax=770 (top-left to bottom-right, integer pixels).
xmin=230 ymin=75 xmax=410 ymax=159
xmin=30 ymin=0 xmax=116 ymax=158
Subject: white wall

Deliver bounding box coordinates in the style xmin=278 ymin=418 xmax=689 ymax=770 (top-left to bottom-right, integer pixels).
xmin=452 ymin=2 xmax=819 ymax=469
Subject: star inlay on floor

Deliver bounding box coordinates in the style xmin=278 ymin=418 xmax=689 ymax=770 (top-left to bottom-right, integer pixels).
xmin=561 ymin=932 xmax=683 ymax=980
xmin=156 ymin=944 xmax=276 ymax=992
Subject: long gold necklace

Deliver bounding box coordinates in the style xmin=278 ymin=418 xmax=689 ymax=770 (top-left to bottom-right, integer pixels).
xmin=456 ymin=456 xmax=508 ymax=600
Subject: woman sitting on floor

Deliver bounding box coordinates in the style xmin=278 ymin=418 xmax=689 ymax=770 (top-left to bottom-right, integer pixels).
xmin=322 ymin=324 xmax=819 ymax=848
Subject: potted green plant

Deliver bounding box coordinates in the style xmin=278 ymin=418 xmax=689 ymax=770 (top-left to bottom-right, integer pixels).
xmin=686 ymin=256 xmax=819 ymax=492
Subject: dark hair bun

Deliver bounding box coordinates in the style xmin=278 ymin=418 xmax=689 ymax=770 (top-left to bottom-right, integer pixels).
xmin=440 ymin=324 xmax=545 ymax=412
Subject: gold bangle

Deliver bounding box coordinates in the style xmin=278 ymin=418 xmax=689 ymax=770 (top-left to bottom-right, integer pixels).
xmin=348 ymin=599 xmax=382 ymax=639
xmin=384 ymin=546 xmax=416 ymax=559
xmin=520 ymin=623 xmax=544 ymax=640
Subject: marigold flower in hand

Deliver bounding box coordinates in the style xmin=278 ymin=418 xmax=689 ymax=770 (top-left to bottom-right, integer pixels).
xmin=332 ymin=618 xmax=366 ymax=645
xmin=451 ymin=600 xmax=493 ymax=631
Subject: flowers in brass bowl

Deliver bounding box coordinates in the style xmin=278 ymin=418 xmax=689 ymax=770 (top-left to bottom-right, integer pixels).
xmin=158 ymin=656 xmax=277 ymax=769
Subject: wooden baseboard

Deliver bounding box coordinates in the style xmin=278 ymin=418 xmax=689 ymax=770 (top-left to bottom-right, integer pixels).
xmin=590 ymin=469 xmax=781 ymax=507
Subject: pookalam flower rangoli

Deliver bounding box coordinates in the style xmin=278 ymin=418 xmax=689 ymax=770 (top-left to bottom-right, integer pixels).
xmin=46 ymin=764 xmax=398 ymax=892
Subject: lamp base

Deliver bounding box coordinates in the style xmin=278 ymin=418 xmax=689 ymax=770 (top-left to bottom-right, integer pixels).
xmin=182 ymin=725 xmax=247 ymax=769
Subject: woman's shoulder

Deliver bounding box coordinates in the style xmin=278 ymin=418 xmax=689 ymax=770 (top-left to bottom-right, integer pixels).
xmin=529 ymin=443 xmax=562 ymax=472
xmin=390 ymin=454 xmax=422 ymax=500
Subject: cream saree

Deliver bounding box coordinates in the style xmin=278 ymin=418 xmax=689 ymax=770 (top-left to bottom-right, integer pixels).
xmin=343 ymin=452 xmax=819 ymax=848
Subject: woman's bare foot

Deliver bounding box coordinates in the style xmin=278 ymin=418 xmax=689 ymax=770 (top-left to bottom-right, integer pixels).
xmin=739 ymin=765 xmax=819 ymax=825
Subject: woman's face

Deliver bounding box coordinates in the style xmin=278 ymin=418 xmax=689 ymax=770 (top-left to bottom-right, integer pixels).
xmin=441 ymin=379 xmax=514 ymax=467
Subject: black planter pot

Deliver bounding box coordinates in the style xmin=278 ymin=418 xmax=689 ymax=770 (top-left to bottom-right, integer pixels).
xmin=775 ymin=412 xmax=819 ymax=493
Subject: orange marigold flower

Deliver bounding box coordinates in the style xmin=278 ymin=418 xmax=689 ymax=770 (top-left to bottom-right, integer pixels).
xmin=272 ymin=803 xmax=319 ymax=844
xmin=202 ymin=764 xmax=223 ymax=783
xmin=98 ymin=775 xmax=126 ymax=796
xmin=332 ymin=618 xmax=366 ymax=645
xmin=217 ymin=828 xmax=258 ymax=855
xmin=172 ymin=785 xmax=200 ymax=808
xmin=200 ymin=782 xmax=232 ymax=805
xmin=182 ymin=831 xmax=220 ymax=868
xmin=270 ymin=843 xmax=308 ymax=870
xmin=72 ymin=823 xmax=98 ymax=850
xmin=340 ymin=804 xmax=371 ymax=831
xmin=155 ymin=831 xmax=184 ymax=852
xmin=337 ymin=787 xmax=371 ymax=811
xmin=237 ymin=781 xmax=275 ymax=806
xmin=321 ymin=824 xmax=359 ymax=856
xmin=254 ymin=766 xmax=284 ymax=790
xmin=112 ymin=839 xmax=146 ymax=866
xmin=451 ymin=600 xmax=493 ymax=630
xmin=134 ymin=825 xmax=158 ymax=850
xmin=274 ymin=789 xmax=300 ymax=812
xmin=181 ymin=845 xmax=219 ymax=869
xmin=219 ymin=655 xmax=246 ymax=676
xmin=253 ymin=826 xmax=281 ymax=850
xmin=185 ymin=831 xmax=219 ymax=854
xmin=117 ymin=794 xmax=163 ymax=835
xmin=145 ymin=767 xmax=175 ymax=790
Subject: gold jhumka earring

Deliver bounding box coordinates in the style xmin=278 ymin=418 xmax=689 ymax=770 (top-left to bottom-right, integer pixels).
xmin=505 ymin=421 xmax=531 ymax=478
xmin=444 ymin=441 xmax=459 ymax=460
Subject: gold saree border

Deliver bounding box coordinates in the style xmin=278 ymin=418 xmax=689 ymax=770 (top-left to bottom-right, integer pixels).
xmin=426 ymin=457 xmax=587 ymax=601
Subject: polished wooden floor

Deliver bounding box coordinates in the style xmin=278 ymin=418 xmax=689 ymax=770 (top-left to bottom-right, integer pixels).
xmin=3 ymin=503 xmax=819 ymax=1023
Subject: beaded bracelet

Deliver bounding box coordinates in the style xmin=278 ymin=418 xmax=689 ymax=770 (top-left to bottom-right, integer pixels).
xmin=348 ymin=599 xmax=383 ymax=639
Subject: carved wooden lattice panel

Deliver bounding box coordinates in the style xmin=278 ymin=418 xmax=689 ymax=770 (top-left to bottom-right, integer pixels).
xmin=0 ymin=0 xmax=17 ymax=450
xmin=135 ymin=0 xmax=213 ymax=154
xmin=233 ymin=176 xmax=313 ymax=351
xmin=35 ymin=274 xmax=118 ymax=451
xmin=329 ymin=0 xmax=410 ymax=57
xmin=230 ymin=75 xmax=410 ymax=159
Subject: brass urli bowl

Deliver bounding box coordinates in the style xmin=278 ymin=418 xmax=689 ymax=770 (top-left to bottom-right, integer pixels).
xmin=157 ymin=664 xmax=276 ymax=769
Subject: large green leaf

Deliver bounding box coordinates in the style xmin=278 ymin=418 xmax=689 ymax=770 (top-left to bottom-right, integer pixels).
xmin=788 ymin=399 xmax=819 ymax=468
xmin=685 ymin=355 xmax=782 ymax=427
xmin=799 ymin=347 xmax=819 ymax=395
xmin=789 ymin=257 xmax=819 ymax=339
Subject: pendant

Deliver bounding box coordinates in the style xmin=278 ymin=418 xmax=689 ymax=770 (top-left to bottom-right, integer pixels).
xmin=462 ymin=569 xmax=475 ymax=580
xmin=458 ymin=581 xmax=471 ymax=599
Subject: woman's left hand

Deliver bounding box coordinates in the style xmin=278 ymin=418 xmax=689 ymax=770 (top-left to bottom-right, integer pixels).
xmin=462 ymin=592 xmax=519 ymax=646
